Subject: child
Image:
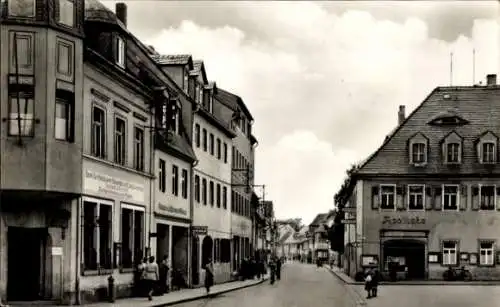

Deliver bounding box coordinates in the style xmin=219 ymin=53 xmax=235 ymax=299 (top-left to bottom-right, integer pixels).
xmin=364 ymin=269 xmax=373 ymax=299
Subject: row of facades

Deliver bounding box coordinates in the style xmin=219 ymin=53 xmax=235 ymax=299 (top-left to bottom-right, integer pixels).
xmin=338 ymin=74 xmax=500 ymax=281
xmin=0 ymin=0 xmax=274 ymax=304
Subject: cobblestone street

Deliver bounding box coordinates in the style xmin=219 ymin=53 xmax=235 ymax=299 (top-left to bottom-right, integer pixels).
xmin=355 ymin=284 xmax=500 ymax=307
xmin=176 ymin=262 xmax=357 ymax=307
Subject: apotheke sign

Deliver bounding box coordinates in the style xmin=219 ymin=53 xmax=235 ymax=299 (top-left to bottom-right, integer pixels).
xmin=84 ymin=170 xmax=145 ymax=203
xmin=382 ymin=216 xmax=426 ymax=225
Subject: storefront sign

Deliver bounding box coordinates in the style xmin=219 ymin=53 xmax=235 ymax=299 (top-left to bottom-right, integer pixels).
xmin=341 ymin=218 xmax=356 ymax=224
xmin=158 ymin=203 xmax=188 ymax=216
xmin=84 ymin=170 xmax=145 ymax=203
xmin=191 ymin=226 xmax=208 ymax=236
xmin=382 ymin=216 xmax=426 ymax=225
xmin=51 ymin=247 xmax=63 ymax=256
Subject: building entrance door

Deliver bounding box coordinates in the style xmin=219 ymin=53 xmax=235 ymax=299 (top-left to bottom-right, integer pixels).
xmin=8 ymin=227 xmax=47 ymax=301
xmin=383 ymin=239 xmax=426 ymax=280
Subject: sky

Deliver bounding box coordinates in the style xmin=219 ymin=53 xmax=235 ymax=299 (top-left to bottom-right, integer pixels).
xmin=103 ymin=1 xmax=499 ymax=225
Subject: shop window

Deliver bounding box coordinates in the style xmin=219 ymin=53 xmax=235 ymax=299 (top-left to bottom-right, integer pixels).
xmin=223 ymin=143 xmax=228 ymax=163
xmin=222 ymin=186 xmax=227 ymax=209
xmin=114 ymin=116 xmax=126 ymax=165
xmin=82 ymin=200 xmax=113 ymax=273
xmin=202 ymin=129 xmax=207 ymax=151
xmin=479 ymin=241 xmax=495 ymax=266
xmin=181 ymin=169 xmax=188 ymax=199
xmin=209 ymin=181 xmax=214 ymax=206
xmin=214 ymin=239 xmax=220 ymax=262
xmin=91 ymin=106 xmax=105 ymax=158
xmin=209 ymin=133 xmax=214 ymax=155
xmin=57 ymin=0 xmax=74 ymax=27
xmin=480 ymin=186 xmax=496 ymax=210
xmin=194 ymin=124 xmax=200 ymax=147
xmin=120 ymin=204 xmax=144 ymax=269
xmin=172 ymin=165 xmax=179 ymax=196
xmin=8 ymin=84 xmax=35 ymax=137
xmin=133 ymin=127 xmax=144 ymax=171
xmin=216 ymin=184 xmax=221 ymax=208
xmin=158 ymin=159 xmax=166 ymax=193
xmin=442 ymin=241 xmax=457 ymax=266
xmin=202 ymin=178 xmax=207 ymax=205
xmin=380 ymin=185 xmax=396 ymax=210
xmin=194 ymin=175 xmax=200 ymax=203
xmin=8 ymin=0 xmax=36 ymax=17
xmin=217 ymin=138 xmax=221 ymax=160
xmin=443 ymin=185 xmax=459 ymax=211
xmin=408 ymin=185 xmax=424 ymax=211
xmin=220 ymin=239 xmax=231 ymax=263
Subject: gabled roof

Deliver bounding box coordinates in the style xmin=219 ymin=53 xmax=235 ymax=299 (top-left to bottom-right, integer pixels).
xmin=152 ymin=54 xmax=192 ymax=66
xmin=216 ymin=88 xmax=254 ymax=121
xmin=191 ymin=60 xmax=208 ymax=83
xmin=356 ymin=85 xmax=500 ymax=176
xmin=310 ymin=213 xmax=328 ymax=226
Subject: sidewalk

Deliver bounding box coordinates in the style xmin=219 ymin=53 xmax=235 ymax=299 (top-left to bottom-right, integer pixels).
xmin=10 ymin=276 xmax=268 ymax=307
xmin=325 ymin=265 xmax=500 ymax=286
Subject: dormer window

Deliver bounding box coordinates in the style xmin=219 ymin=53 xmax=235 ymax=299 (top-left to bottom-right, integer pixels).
xmin=477 ymin=131 xmax=498 ymax=164
xmin=194 ymin=84 xmax=200 ymax=103
xmin=183 ymin=70 xmax=189 ymax=93
xmin=8 ymin=0 xmax=36 ymax=17
xmin=198 ymin=86 xmax=203 ymax=105
xmin=409 ymin=133 xmax=428 ymax=166
xmin=208 ymin=94 xmax=213 ymax=113
xmin=446 ymin=143 xmax=460 ymax=163
xmin=442 ymin=131 xmax=462 ymax=164
xmin=115 ymin=36 xmax=126 ymax=68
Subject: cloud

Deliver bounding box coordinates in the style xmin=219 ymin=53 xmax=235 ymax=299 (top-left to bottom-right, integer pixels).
xmin=139 ymin=3 xmax=498 ymax=224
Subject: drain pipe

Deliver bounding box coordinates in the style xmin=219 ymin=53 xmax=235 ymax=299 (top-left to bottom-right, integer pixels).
xmin=75 ymin=197 xmax=81 ymax=305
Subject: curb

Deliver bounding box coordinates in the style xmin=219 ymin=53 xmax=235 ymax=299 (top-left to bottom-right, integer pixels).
xmin=325 ymin=267 xmax=367 ymax=306
xmin=153 ymin=278 xmax=268 ymax=307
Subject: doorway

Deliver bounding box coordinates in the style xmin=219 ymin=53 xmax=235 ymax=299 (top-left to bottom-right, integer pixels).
xmin=191 ymin=236 xmax=199 ymax=285
xmin=8 ymin=227 xmax=47 ymax=301
xmin=383 ymin=239 xmax=426 ymax=280
xmin=156 ymin=224 xmax=170 ymax=262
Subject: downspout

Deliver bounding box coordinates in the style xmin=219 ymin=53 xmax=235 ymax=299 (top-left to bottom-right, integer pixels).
xmin=189 ymin=105 xmax=199 ymax=287
xmin=75 ymin=197 xmax=81 ymax=305
xmin=148 ymin=106 xmax=154 ymax=255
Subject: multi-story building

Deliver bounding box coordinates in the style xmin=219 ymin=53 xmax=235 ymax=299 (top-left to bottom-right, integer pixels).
xmin=215 ymin=88 xmax=257 ymax=271
xmin=341 ymin=74 xmax=500 ymax=281
xmin=154 ymin=55 xmax=236 ymax=284
xmin=309 ymin=213 xmax=330 ymax=262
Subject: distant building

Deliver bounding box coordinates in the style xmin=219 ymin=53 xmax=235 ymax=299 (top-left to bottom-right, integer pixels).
xmin=341 ymin=74 xmax=500 ymax=281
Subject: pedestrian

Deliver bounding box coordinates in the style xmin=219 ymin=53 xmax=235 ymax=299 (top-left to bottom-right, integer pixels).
xmin=204 ymin=258 xmax=215 ymax=295
xmin=371 ymin=268 xmax=380 ymax=298
xmin=133 ymin=257 xmax=145 ymax=297
xmin=159 ymin=255 xmax=170 ymax=295
xmin=269 ymin=257 xmax=276 ymax=285
xmin=144 ymin=256 xmax=159 ymax=301
xmin=364 ymin=268 xmax=374 ymax=299
xmin=276 ymin=257 xmax=282 ymax=280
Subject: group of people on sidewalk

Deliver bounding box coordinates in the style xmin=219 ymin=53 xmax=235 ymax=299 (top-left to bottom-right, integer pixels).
xmin=363 ymin=267 xmax=380 ymax=299
xmin=134 ymin=255 xmax=173 ymax=301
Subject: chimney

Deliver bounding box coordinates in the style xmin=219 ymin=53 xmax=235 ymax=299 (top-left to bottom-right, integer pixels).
xmin=398 ymin=105 xmax=406 ymax=125
xmin=487 ymin=74 xmax=497 ymax=86
xmin=115 ymin=3 xmax=127 ymax=27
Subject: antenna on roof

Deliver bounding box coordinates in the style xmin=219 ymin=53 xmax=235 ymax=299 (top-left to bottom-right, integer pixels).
xmin=450 ymin=52 xmax=453 ymax=86
xmin=472 ymin=48 xmax=476 ymax=85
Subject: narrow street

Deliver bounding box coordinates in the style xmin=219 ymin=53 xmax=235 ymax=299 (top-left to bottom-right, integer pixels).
xmin=176 ymin=262 xmax=357 ymax=307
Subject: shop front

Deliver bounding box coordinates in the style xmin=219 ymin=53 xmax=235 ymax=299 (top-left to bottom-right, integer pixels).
xmin=79 ymin=159 xmax=151 ymax=303
xmin=231 ymin=215 xmax=252 ymax=271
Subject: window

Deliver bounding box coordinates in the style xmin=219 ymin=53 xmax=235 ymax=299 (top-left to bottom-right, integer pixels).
xmin=55 ymin=90 xmax=74 ymax=141
xmin=202 ymin=178 xmax=207 ymax=205
xmin=231 ymin=191 xmax=235 ymax=212
xmin=198 ymin=86 xmax=203 ymax=105
xmin=161 ymin=103 xmax=167 ymax=130
xmin=172 ymin=165 xmax=179 ymax=196
xmin=223 ymin=143 xmax=228 ymax=163
xmin=120 ymin=204 xmax=144 ymax=269
xmin=8 ymin=0 xmax=35 ymax=17
xmin=159 ymin=159 xmax=166 ymax=193
xmin=208 ymin=95 xmax=213 ymax=113
xmin=482 ymin=142 xmax=495 ymax=163
xmin=216 ymin=183 xmax=221 ymax=208
xmin=222 ymin=186 xmax=227 ymax=209
xmin=480 ymin=186 xmax=496 ymax=210
xmin=446 ymin=143 xmax=460 ymax=163
xmin=171 ymin=107 xmax=179 ymax=133
xmin=217 ymin=138 xmax=221 ymax=160
xmin=115 ymin=36 xmax=126 ymax=68
xmin=194 ymin=124 xmax=200 ymax=147
xmin=380 ymin=185 xmax=396 ymax=210
xmin=209 ymin=181 xmax=214 ymax=206
xmin=82 ymin=200 xmax=113 ymax=271
xmin=8 ymin=85 xmax=34 ymax=137
xmin=57 ymin=0 xmax=74 ymax=27
xmin=202 ymin=129 xmax=207 ymax=151
xmin=181 ymin=169 xmax=188 ymax=199
xmin=442 ymin=241 xmax=457 ymax=266
xmin=91 ymin=106 xmax=105 ymax=158
xmin=195 ymin=84 xmax=200 ymax=103
xmin=411 ymin=142 xmax=426 ymax=164
xmin=194 ymin=175 xmax=200 ymax=203
xmin=408 ymin=185 xmax=424 ymax=210
xmin=183 ymin=71 xmax=189 ymax=93
xmin=10 ymin=32 xmax=34 ymax=72
xmin=114 ymin=117 xmax=126 ymax=165
xmin=443 ymin=185 xmax=459 ymax=210
xmin=56 ymin=40 xmax=73 ymax=76
xmin=479 ymin=242 xmax=495 ymax=266
xmin=209 ymin=133 xmax=214 ymax=155
xmin=133 ymin=127 xmax=144 ymax=171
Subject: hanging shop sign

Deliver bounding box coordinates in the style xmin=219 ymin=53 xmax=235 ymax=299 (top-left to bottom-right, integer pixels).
xmin=382 ymin=216 xmax=426 ymax=225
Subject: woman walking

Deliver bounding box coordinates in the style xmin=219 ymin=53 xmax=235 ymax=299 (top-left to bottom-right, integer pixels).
xmin=204 ymin=258 xmax=215 ymax=295
xmin=144 ymin=256 xmax=159 ymax=301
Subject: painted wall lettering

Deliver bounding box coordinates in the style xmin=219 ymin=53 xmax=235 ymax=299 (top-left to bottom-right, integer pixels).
xmin=382 ymin=216 xmax=426 ymax=225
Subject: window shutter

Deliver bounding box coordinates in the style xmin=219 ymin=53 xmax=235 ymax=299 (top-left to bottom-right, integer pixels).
xmin=396 ymin=185 xmax=406 ymax=211
xmin=434 ymin=186 xmax=443 ymax=210
xmin=496 ymin=187 xmax=500 ymax=211
xmin=477 ymin=142 xmax=483 ymax=163
xmin=471 ymin=186 xmax=480 ymax=211
xmin=408 ymin=142 xmax=413 ymax=164
xmin=459 ymin=185 xmax=468 ymax=211
xmin=425 ymin=187 xmax=433 ymax=210
xmin=371 ymin=186 xmax=380 ymax=210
